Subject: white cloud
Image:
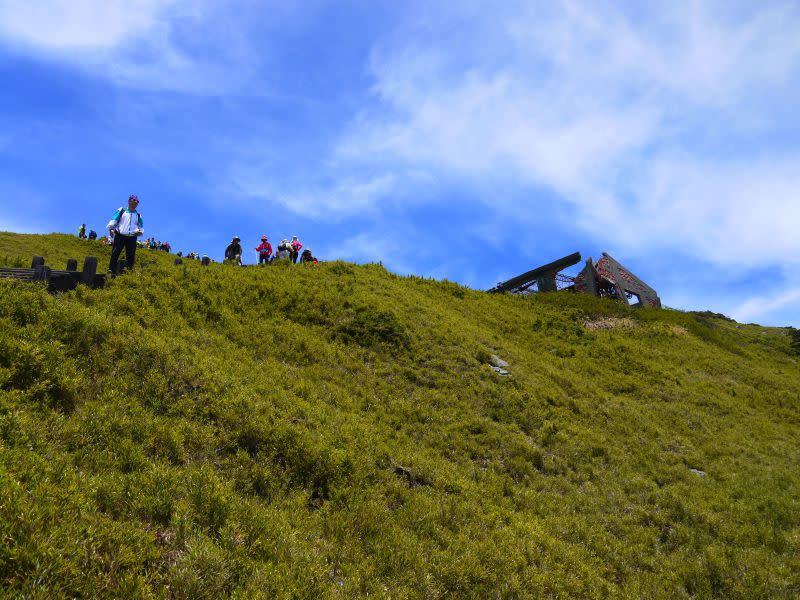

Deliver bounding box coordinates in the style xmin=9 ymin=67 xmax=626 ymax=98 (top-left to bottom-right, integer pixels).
xmin=731 ymin=287 xmax=800 ymax=324
xmin=282 ymin=174 xmax=399 ymax=219
xmin=617 ymin=156 xmax=800 ymax=266
xmin=226 ymin=166 xmax=401 ymax=220
xmin=332 ymin=230 xmax=419 ymax=276
xmin=0 ymin=0 xmax=252 ymax=93
xmin=331 ymin=0 xmax=800 ymax=267
xmin=509 ymin=1 xmax=800 ymax=107
xmin=339 ymin=65 xmax=660 ymax=198
xmin=0 ymin=0 xmax=174 ymax=50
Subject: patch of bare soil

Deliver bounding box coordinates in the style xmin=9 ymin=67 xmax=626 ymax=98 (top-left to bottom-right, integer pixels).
xmin=583 ymin=317 xmax=637 ymax=330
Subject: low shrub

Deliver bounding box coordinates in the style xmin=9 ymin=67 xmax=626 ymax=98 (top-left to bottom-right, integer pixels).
xmin=789 ymin=327 xmax=800 ymax=356
xmin=334 ymin=304 xmax=410 ymax=352
xmin=0 ymin=232 xmax=798 ymax=597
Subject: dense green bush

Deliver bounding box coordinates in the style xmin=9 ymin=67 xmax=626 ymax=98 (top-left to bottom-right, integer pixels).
xmin=0 ymin=232 xmax=799 ymax=597
xmin=334 ymin=303 xmax=411 ymax=351
xmin=790 ymin=327 xmax=800 ymax=355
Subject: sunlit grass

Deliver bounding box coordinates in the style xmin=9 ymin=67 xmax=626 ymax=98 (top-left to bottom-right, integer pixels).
xmin=1 ymin=232 xmax=798 ymax=598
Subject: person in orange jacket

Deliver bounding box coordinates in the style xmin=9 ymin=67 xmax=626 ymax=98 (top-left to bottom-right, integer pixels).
xmin=255 ymin=235 xmax=273 ymax=265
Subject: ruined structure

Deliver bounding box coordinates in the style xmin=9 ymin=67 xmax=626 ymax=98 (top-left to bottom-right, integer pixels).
xmin=487 ymin=252 xmax=581 ymax=294
xmin=489 ymin=252 xmax=661 ymax=308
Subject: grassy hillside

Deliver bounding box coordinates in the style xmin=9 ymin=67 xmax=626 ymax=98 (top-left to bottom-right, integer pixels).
xmin=1 ymin=232 xmax=798 ymax=598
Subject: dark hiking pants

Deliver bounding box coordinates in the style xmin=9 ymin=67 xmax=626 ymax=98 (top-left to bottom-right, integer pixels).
xmin=109 ymin=234 xmax=138 ymax=274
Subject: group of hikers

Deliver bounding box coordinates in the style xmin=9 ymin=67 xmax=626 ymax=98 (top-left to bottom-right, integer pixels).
xmin=77 ymin=224 xmax=99 ymax=241
xmin=224 ymin=234 xmax=317 ymax=266
xmin=80 ymin=226 xmax=172 ymax=253
xmin=78 ymin=194 xmax=317 ymax=274
xmin=145 ymin=237 xmax=172 ymax=253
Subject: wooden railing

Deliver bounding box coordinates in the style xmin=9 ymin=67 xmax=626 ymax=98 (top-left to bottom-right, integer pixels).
xmin=0 ymin=256 xmax=104 ymax=292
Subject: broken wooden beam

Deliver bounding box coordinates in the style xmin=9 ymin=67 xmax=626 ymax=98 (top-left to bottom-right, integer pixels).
xmin=488 ymin=252 xmax=581 ymax=293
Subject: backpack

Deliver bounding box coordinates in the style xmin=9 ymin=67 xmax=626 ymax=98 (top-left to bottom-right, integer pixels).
xmin=109 ymin=207 xmax=141 ymax=231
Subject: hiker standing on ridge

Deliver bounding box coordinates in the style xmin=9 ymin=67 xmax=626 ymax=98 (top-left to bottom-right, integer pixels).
xmin=275 ymin=239 xmax=291 ymax=260
xmin=225 ymin=236 xmax=243 ymax=265
xmin=78 ymin=224 xmax=86 ymax=239
xmin=255 ymin=235 xmax=273 ymax=265
xmin=289 ymin=235 xmax=303 ymax=263
xmin=107 ymin=194 xmax=144 ymax=274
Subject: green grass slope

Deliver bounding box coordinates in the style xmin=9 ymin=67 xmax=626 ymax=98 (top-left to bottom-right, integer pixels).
xmin=1 ymin=232 xmax=798 ymax=598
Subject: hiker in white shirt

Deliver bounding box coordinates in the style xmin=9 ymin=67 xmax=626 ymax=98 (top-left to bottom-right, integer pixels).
xmin=107 ymin=194 xmax=144 ymax=274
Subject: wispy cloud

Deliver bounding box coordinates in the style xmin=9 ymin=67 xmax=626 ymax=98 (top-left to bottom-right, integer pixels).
xmin=332 ymin=229 xmax=422 ymax=278
xmin=732 ymin=286 xmax=800 ymax=325
xmin=0 ymin=0 xmax=255 ymax=93
xmin=328 ymin=0 xmax=800 ymax=268
xmin=617 ymin=155 xmax=800 ymax=266
xmin=0 ymin=0 xmax=175 ymax=50
xmin=227 ymin=167 xmax=401 ymax=220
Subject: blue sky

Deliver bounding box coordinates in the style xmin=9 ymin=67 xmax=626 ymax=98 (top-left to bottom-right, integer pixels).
xmin=1 ymin=1 xmax=799 ymax=326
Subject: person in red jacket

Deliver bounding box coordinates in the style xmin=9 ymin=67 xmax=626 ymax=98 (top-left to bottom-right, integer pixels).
xmin=255 ymin=235 xmax=273 ymax=265
xmin=289 ymin=235 xmax=303 ymax=263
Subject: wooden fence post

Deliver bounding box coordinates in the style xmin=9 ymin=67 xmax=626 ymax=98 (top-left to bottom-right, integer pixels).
xmin=81 ymin=256 xmax=98 ymax=285
xmin=66 ymin=259 xmax=78 ymax=271
xmin=33 ymin=264 xmax=51 ymax=282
